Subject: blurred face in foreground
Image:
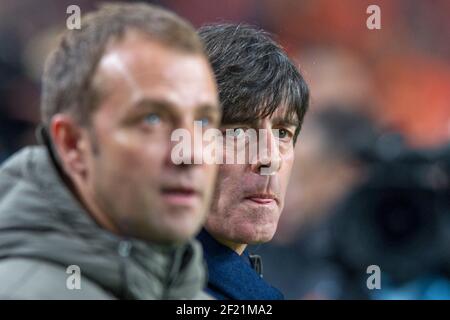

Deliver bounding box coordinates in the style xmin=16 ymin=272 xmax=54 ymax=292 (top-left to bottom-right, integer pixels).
xmin=205 ymin=107 xmax=298 ymax=253
xmin=54 ymin=31 xmax=220 ymax=244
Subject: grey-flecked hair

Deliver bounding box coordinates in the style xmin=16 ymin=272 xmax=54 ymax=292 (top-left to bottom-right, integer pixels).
xmin=198 ymin=24 xmax=309 ymax=143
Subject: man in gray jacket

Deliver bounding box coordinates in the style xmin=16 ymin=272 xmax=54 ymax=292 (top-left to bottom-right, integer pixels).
xmin=0 ymin=3 xmax=220 ymax=299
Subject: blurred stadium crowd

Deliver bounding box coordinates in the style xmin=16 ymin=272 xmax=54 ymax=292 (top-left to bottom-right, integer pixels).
xmin=0 ymin=0 xmax=449 ymax=299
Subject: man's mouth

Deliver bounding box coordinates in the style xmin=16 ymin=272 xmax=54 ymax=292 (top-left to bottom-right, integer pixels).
xmin=244 ymin=193 xmax=278 ymax=205
xmin=160 ymin=187 xmax=200 ymax=207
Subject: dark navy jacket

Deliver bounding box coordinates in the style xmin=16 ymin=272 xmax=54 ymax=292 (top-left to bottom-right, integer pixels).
xmin=197 ymin=229 xmax=284 ymax=300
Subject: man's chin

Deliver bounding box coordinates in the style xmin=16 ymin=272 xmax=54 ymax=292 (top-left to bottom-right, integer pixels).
xmin=234 ymin=226 xmax=277 ymax=245
xmin=160 ymin=218 xmax=204 ymax=243
xmin=145 ymin=228 xmax=198 ymax=245
xmin=247 ymin=234 xmax=275 ymax=245
xmin=132 ymin=216 xmax=203 ymax=245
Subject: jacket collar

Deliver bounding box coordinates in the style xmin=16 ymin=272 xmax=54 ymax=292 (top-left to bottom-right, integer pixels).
xmin=197 ymin=229 xmax=284 ymax=300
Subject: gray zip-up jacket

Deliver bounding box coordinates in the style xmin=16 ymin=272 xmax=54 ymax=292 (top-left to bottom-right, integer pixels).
xmin=0 ymin=146 xmax=209 ymax=299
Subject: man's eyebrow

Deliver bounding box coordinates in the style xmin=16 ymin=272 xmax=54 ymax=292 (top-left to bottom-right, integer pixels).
xmin=271 ymin=116 xmax=300 ymax=127
xmin=132 ymin=99 xmax=221 ymax=120
xmin=221 ymin=118 xmax=259 ymax=127
xmin=196 ymin=103 xmax=221 ymax=114
xmin=133 ymin=98 xmax=174 ymax=110
xmin=222 ymin=116 xmax=300 ymax=128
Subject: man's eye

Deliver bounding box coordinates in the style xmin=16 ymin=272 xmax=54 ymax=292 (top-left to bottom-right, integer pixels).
xmin=274 ymin=128 xmax=290 ymax=139
xmin=144 ymin=113 xmax=161 ymax=125
xmin=199 ymin=117 xmax=211 ymax=127
xmin=230 ymin=128 xmax=245 ymax=137
xmin=278 ymin=129 xmax=287 ymax=138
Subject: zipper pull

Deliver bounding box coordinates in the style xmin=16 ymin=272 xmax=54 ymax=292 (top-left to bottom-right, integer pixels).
xmin=118 ymin=240 xmax=132 ymax=257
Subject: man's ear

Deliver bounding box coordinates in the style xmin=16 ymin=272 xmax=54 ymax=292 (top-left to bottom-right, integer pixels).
xmin=50 ymin=114 xmax=90 ymax=177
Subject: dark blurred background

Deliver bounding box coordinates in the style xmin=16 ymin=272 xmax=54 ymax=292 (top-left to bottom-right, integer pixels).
xmin=0 ymin=0 xmax=449 ymax=299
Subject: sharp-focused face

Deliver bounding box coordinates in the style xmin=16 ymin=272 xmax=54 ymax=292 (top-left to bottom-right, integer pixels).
xmin=205 ymin=107 xmax=297 ymax=245
xmin=82 ymin=31 xmax=220 ymax=244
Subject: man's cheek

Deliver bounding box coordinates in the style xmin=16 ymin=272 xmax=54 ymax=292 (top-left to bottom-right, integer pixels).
xmin=111 ymin=138 xmax=156 ymax=166
xmin=206 ymin=164 xmax=219 ymax=187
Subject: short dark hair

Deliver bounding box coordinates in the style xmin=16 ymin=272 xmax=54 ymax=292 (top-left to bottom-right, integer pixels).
xmin=41 ymin=2 xmax=205 ymax=126
xmin=198 ymin=24 xmax=309 ymax=143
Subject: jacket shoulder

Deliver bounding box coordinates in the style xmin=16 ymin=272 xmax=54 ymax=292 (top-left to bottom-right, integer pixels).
xmin=0 ymin=258 xmax=115 ymax=299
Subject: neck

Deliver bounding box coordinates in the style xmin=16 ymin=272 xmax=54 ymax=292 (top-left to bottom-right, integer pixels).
xmin=70 ymin=175 xmax=121 ymax=236
xmin=209 ymin=232 xmax=247 ymax=255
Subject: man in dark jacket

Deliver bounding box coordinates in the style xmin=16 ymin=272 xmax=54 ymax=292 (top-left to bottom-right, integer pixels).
xmin=197 ymin=24 xmax=309 ymax=299
xmin=0 ymin=3 xmax=220 ymax=299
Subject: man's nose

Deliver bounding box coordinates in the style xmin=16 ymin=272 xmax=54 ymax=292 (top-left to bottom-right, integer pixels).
xmin=250 ymin=129 xmax=281 ymax=176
